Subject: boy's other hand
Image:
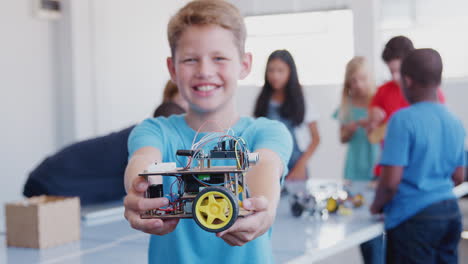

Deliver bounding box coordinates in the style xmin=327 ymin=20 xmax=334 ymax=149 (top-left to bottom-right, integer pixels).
xmin=124 ymin=176 xmax=179 ymax=235
xmin=216 ymin=196 xmax=273 ymax=246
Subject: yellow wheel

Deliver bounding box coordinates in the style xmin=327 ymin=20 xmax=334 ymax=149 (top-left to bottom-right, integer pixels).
xmin=326 ymin=198 xmax=338 ymax=213
xmin=193 ymin=186 xmax=238 ymax=232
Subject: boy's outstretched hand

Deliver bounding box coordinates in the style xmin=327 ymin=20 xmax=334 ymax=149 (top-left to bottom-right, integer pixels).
xmin=124 ymin=176 xmax=179 ymax=235
xmin=216 ymin=196 xmax=273 ymax=246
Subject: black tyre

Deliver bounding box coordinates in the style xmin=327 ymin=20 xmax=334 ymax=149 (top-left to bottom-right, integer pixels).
xmin=291 ymin=201 xmax=303 ymax=217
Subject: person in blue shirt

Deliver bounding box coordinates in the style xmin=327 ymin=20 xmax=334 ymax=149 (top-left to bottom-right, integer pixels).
xmin=123 ymin=1 xmax=293 ymax=263
xmin=370 ymin=48 xmax=466 ymax=263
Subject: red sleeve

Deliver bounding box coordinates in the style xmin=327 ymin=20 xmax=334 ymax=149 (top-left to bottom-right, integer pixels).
xmin=370 ymin=85 xmax=385 ymax=109
xmin=437 ymin=89 xmax=445 ymax=103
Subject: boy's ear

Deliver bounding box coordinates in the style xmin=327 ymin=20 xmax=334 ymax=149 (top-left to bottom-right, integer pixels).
xmin=167 ymin=57 xmax=177 ymax=83
xmin=239 ymin=52 xmax=252 ymax=80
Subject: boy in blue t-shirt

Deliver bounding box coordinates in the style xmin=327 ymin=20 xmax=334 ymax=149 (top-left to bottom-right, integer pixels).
xmin=370 ymin=48 xmax=465 ymax=263
xmin=123 ymin=1 xmax=293 ymax=263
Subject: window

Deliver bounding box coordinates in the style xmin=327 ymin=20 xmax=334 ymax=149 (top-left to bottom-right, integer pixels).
xmin=240 ymin=10 xmax=354 ymax=86
xmin=379 ymin=0 xmax=468 ymax=80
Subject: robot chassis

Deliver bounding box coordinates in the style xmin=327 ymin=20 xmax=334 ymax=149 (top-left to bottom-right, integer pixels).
xmin=139 ymin=138 xmax=259 ymax=232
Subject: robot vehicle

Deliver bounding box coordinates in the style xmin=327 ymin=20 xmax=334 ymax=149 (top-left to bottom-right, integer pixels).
xmin=139 ymin=137 xmax=259 ymax=232
xmin=289 ymin=183 xmax=364 ymax=218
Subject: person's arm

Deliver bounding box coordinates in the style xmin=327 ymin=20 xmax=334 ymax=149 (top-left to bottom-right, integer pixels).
xmin=287 ymin=121 xmax=320 ymax=181
xmin=366 ymin=106 xmax=386 ymax=134
xmin=123 ymin=146 xmax=179 ymax=235
xmin=365 ymin=85 xmax=387 ymax=134
xmin=370 ymin=112 xmax=409 ymax=214
xmin=452 ymin=167 xmax=465 ymax=186
xmin=370 ymin=166 xmax=403 ymax=214
xmin=340 ymin=122 xmax=359 ymax=143
xmin=217 ymin=121 xmax=292 ymax=246
xmin=217 ymin=148 xmax=283 ymax=246
xmin=124 ymin=147 xmax=161 ymax=191
xmin=452 ymin=138 xmax=466 ymax=186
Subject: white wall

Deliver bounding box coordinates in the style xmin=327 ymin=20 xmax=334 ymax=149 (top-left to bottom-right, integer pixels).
xmin=0 ymin=0 xmax=57 ymax=231
xmin=92 ymin=0 xmax=188 ymax=135
xmin=443 ymin=79 xmax=468 ymax=146
xmin=231 ymin=0 xmax=349 ymax=16
xmin=54 ymin=0 xmax=188 ymax=143
xmin=351 ymin=0 xmax=381 ymax=81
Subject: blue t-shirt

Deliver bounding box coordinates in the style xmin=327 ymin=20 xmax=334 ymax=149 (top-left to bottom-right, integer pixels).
xmin=128 ymin=115 xmax=293 ymax=264
xmin=380 ymin=102 xmax=465 ymax=230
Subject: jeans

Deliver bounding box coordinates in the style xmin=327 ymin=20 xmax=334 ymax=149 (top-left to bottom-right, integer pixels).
xmin=386 ymin=199 xmax=462 ymax=264
xmin=361 ymin=235 xmax=385 ymax=264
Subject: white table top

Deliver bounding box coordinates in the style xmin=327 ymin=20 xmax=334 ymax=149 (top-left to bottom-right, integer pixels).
xmin=273 ymin=182 xmax=384 ymax=263
xmin=1 ymin=182 xmax=467 ymax=264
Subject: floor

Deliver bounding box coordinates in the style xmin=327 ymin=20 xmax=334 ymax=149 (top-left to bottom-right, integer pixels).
xmin=319 ymin=198 xmax=468 ymax=264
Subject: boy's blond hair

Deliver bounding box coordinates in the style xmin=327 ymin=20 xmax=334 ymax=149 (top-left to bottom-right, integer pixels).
xmin=167 ymin=0 xmax=246 ymax=56
xmin=338 ymin=56 xmax=375 ymax=121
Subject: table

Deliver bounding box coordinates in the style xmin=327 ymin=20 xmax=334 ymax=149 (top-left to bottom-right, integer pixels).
xmin=1 ymin=182 xmax=467 ymax=264
xmin=277 ymin=182 xmax=468 ymax=263
xmin=273 ymin=182 xmax=384 ymax=264
xmin=0 ymin=219 xmax=147 ymax=264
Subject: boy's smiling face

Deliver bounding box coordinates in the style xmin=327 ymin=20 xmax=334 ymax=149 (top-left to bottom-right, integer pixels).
xmin=167 ymin=24 xmax=251 ymax=114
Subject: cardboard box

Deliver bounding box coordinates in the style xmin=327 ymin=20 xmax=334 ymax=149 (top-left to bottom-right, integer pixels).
xmin=5 ymin=196 xmax=80 ymax=248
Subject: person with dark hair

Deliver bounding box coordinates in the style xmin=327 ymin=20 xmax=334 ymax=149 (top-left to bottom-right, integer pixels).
xmin=367 ymin=36 xmax=416 ymax=137
xmin=371 ymin=48 xmax=465 ymax=263
xmin=153 ymin=101 xmax=185 ymax=117
xmin=23 ymin=81 xmax=186 ymax=205
xmin=366 ymin=36 xmax=445 ymax=176
xmin=381 ymin=36 xmax=415 ymax=81
xmin=254 ymin=49 xmax=320 ymax=185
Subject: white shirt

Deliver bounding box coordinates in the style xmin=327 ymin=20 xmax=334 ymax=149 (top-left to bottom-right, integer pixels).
xmin=295 ymin=103 xmax=319 ymax=151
